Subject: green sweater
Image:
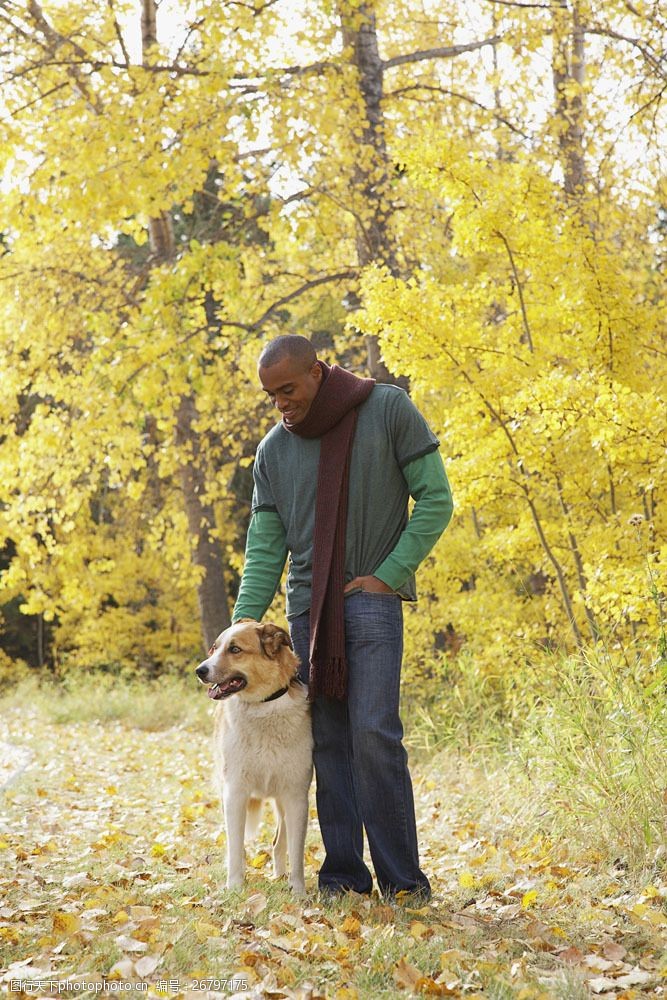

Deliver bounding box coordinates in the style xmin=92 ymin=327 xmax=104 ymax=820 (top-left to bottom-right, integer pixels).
xmin=232 ymin=384 xmax=453 ymax=623
xmin=233 ymin=448 xmax=453 ymax=623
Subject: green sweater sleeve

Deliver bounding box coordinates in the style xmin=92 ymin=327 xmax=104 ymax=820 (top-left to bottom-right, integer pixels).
xmin=232 ymin=510 xmax=288 ymax=623
xmin=373 ymin=450 xmax=453 ymax=592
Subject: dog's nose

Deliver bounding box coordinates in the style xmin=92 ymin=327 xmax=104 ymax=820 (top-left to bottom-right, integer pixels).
xmin=196 ymin=663 xmax=209 ymax=681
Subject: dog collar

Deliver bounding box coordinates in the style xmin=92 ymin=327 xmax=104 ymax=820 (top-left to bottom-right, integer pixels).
xmin=262 ymin=686 xmax=289 ymax=703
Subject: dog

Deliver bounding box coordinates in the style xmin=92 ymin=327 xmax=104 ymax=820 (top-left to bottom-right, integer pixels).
xmin=195 ymin=620 xmax=313 ymax=894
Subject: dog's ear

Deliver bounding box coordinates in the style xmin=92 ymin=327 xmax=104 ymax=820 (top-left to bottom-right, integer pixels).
xmin=257 ymin=623 xmax=293 ymax=658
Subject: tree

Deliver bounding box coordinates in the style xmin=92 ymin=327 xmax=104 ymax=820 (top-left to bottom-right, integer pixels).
xmin=0 ymin=0 xmax=664 ymax=674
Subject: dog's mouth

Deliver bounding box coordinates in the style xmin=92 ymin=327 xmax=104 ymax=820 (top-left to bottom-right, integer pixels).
xmin=207 ymin=675 xmax=247 ymax=700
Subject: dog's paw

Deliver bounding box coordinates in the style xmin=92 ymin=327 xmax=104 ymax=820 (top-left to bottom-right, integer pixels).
xmin=289 ymin=880 xmax=306 ymax=896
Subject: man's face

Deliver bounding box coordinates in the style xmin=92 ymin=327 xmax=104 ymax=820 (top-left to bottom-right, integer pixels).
xmin=258 ymin=356 xmax=323 ymax=427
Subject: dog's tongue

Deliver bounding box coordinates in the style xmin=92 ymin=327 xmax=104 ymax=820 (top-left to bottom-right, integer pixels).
xmin=207 ymin=677 xmax=246 ymax=700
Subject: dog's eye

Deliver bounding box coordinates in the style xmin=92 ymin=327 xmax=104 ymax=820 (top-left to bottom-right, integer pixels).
xmin=229 ymin=644 xmax=242 ymax=654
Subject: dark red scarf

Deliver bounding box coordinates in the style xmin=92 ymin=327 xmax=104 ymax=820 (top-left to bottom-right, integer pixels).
xmin=284 ymin=362 xmax=375 ymax=699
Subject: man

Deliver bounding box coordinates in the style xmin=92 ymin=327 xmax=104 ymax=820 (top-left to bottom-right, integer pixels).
xmin=232 ymin=334 xmax=453 ymax=899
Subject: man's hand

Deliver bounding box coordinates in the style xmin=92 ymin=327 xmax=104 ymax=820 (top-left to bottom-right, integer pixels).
xmin=344 ymin=576 xmax=395 ymax=594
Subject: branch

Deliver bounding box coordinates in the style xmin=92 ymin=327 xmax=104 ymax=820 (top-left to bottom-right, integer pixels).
xmin=273 ymin=60 xmax=340 ymax=78
xmin=106 ymin=0 xmax=131 ymax=67
xmin=386 ymin=83 xmax=530 ymax=139
xmin=26 ymin=0 xmax=104 ymax=113
xmin=249 ymin=270 xmax=358 ymax=330
xmin=586 ymin=25 xmax=667 ymax=80
xmin=383 ymin=36 xmax=501 ymax=70
xmin=480 ymin=0 xmax=551 ymax=7
xmin=0 ymin=80 xmax=69 ymax=121
xmin=172 ymin=17 xmax=206 ymax=68
xmin=494 ymin=231 xmax=534 ymax=353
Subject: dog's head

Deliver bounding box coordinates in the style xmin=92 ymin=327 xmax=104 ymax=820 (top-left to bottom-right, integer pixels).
xmin=195 ymin=621 xmax=299 ymax=703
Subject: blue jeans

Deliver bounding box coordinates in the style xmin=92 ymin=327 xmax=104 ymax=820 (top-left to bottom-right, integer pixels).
xmin=290 ymin=592 xmax=430 ymax=898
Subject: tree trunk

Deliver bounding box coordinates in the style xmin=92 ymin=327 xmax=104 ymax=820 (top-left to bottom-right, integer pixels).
xmin=142 ymin=0 xmax=229 ymax=650
xmin=338 ymin=2 xmax=406 ymax=385
xmin=553 ymin=0 xmax=587 ymax=197
xmin=176 ymin=397 xmax=231 ymax=649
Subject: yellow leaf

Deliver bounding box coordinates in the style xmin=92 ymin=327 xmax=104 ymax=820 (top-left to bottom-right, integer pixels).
xmin=193 ymin=920 xmax=222 ymax=941
xmin=53 ymin=912 xmax=81 ymax=936
xmin=458 ymin=872 xmax=475 ymax=888
xmin=640 ymin=885 xmax=659 ymax=899
xmin=340 ymin=915 xmax=361 ymax=936
xmin=522 ymin=890 xmax=538 ymax=909
xmin=248 ymin=851 xmax=270 ymax=869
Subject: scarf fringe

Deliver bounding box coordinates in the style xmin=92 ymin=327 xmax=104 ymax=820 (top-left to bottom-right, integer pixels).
xmin=308 ymin=656 xmax=348 ymax=702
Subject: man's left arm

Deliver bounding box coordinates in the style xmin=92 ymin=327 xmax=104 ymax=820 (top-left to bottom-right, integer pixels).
xmin=370 ymin=449 xmax=453 ymax=591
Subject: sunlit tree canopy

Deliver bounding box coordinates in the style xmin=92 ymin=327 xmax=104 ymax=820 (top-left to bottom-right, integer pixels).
xmin=0 ymin=0 xmax=665 ymax=677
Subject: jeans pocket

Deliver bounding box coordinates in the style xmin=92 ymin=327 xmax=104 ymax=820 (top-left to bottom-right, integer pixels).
xmin=345 ymin=591 xmax=402 ymax=639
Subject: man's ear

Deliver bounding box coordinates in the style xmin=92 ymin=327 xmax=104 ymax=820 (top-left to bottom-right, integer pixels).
xmin=257 ymin=622 xmax=293 ymax=658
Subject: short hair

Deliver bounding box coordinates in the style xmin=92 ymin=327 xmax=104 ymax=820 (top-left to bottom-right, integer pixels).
xmin=258 ymin=335 xmax=317 ymax=371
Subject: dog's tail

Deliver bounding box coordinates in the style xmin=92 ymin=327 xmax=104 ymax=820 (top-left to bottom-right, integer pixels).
xmin=244 ymin=797 xmax=262 ymax=842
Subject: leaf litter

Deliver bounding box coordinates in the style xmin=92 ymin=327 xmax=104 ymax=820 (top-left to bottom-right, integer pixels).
xmin=0 ymin=705 xmax=665 ymax=998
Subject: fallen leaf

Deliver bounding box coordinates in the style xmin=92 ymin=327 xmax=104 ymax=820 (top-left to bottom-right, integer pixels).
xmin=52 ymin=912 xmax=81 ymax=937
xmin=114 ymin=934 xmax=148 ymax=953
xmin=557 ymin=946 xmax=584 ymax=964
xmin=243 ymin=892 xmax=268 ymax=920
xmin=394 ymin=957 xmax=423 ymax=991
xmin=107 ymin=959 xmax=135 ymax=980
xmin=248 ymin=851 xmax=270 ymax=869
xmin=585 ymin=955 xmax=615 ymax=972
xmin=135 ymin=955 xmax=160 ymax=978
xmin=601 ymin=942 xmax=627 ymax=962
xmin=588 ymin=976 xmax=617 ymax=993
xmin=615 ymin=968 xmax=652 ymax=988
xmin=340 ymin=916 xmax=361 ymax=937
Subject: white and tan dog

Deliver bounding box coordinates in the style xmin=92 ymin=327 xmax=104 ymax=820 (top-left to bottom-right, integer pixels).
xmin=195 ymin=621 xmax=313 ymax=894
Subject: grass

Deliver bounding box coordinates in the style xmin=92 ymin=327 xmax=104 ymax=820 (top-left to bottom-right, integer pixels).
xmin=1 ymin=645 xmax=665 ymax=997
xmin=403 ymin=644 xmax=667 ymax=874
xmin=0 ymin=668 xmax=210 ymax=731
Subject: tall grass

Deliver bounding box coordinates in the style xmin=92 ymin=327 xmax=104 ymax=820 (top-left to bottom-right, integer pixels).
xmin=0 ymin=669 xmax=210 ymax=731
xmin=518 ymin=649 xmax=667 ymax=866
xmin=405 ymin=644 xmax=667 ymax=871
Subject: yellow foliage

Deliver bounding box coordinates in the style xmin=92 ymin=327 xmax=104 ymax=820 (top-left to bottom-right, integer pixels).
xmin=358 ymin=140 xmax=666 ymax=669
xmin=0 ymin=0 xmax=665 ymax=679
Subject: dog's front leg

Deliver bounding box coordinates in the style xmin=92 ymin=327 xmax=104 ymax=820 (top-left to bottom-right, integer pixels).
xmin=223 ymin=787 xmax=248 ymax=889
xmin=282 ymin=794 xmax=308 ymax=895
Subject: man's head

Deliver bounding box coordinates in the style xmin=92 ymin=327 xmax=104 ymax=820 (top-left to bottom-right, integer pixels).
xmin=258 ymin=335 xmax=323 ymax=427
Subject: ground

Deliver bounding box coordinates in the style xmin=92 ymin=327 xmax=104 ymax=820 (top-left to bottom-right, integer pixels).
xmin=0 ymin=697 xmax=665 ymax=999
